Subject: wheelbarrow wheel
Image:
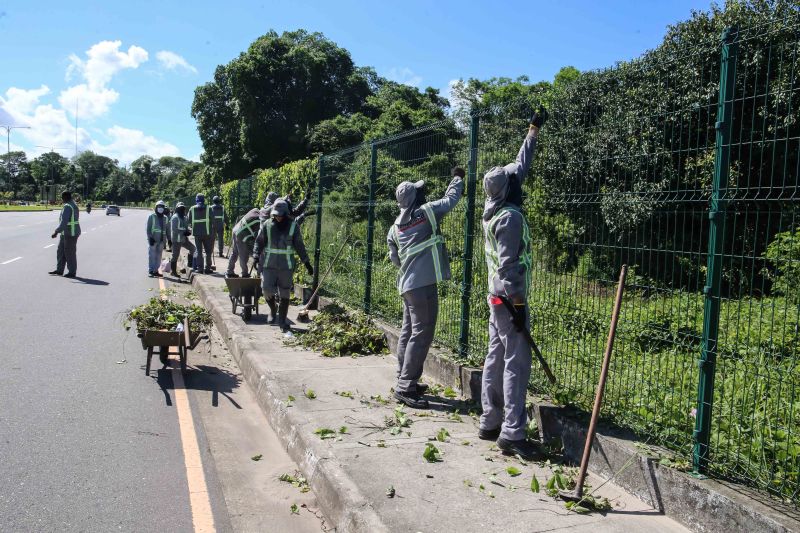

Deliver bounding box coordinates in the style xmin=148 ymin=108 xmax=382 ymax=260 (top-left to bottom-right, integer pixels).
xmin=243 ymin=294 xmax=252 ymax=321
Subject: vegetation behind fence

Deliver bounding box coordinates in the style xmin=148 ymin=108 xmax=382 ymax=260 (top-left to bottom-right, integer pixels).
xmin=217 ymin=7 xmax=800 ymax=505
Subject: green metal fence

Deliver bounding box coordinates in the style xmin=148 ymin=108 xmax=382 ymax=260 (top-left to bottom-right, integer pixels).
xmin=219 ymin=18 xmax=800 ymax=504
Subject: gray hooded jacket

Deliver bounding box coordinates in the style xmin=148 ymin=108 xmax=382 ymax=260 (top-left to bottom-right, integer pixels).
xmin=482 ymin=130 xmax=538 ymax=299
xmin=252 ymin=218 xmax=310 ymax=271
xmin=171 ymin=213 xmax=191 ymax=244
xmin=210 ymin=204 xmax=225 ymax=231
xmin=146 ymin=211 xmax=167 ymax=243
xmin=387 ymin=176 xmax=464 ymax=294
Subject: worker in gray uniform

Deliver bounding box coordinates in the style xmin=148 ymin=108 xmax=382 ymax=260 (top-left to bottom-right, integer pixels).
xmin=387 ymin=169 xmax=464 ymax=408
xmin=188 ymin=193 xmax=214 ymax=274
xmin=169 ymin=202 xmax=195 ymax=276
xmin=49 ymin=190 xmax=81 ymax=278
xmin=478 ymin=108 xmax=547 ymax=460
xmin=260 ymin=191 xmax=279 ymax=222
xmin=146 ymin=200 xmax=168 ymax=277
xmin=163 ymin=204 xmax=173 ymax=252
xmin=252 ymin=199 xmax=313 ymax=332
xmin=225 ymin=206 xmax=262 ymax=278
xmin=210 ymin=195 xmax=226 ymax=257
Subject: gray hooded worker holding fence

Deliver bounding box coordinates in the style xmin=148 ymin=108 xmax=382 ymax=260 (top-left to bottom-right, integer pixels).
xmin=478 ymin=108 xmax=547 ymax=460
xmin=252 ymin=199 xmax=314 ymax=333
xmin=169 ymin=202 xmax=195 ymax=276
xmin=225 ymin=206 xmax=262 ymax=278
xmin=146 ymin=200 xmax=168 ymax=277
xmin=387 ymin=170 xmax=464 ymax=409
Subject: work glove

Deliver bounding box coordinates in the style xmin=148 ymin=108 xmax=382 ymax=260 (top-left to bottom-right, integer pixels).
xmin=529 ymin=107 xmax=549 ymax=129
xmin=305 ymin=262 xmax=314 ymax=276
xmin=451 ymin=166 xmax=466 ymax=179
xmin=51 ymin=232 xmax=57 ymax=239
xmin=183 ymin=230 xmax=191 ymax=237
xmin=148 ymin=237 xmax=156 ymax=246
xmin=252 ymin=252 xmax=260 ymax=266
xmin=511 ymin=302 xmax=527 ymax=331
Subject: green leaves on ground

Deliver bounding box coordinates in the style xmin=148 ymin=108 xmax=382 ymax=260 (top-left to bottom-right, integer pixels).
xmin=314 ymin=428 xmax=337 ymax=440
xmin=531 ymin=474 xmax=540 ymax=493
xmin=304 ymin=389 xmax=317 ymax=400
xmin=423 ymin=443 xmax=442 ymax=463
xmin=288 ymin=304 xmax=388 ymax=357
xmin=435 ymin=428 xmax=450 ymax=442
xmin=290 ymin=503 xmax=299 ymax=515
xmin=506 ymin=466 xmax=522 ymax=477
xmin=251 ymin=454 xmax=262 ymax=461
xmin=335 ymin=390 xmax=355 ymax=399
xmin=279 ymin=472 xmax=310 ymax=493
xmin=124 ymin=297 xmax=212 ymax=332
xmin=442 ymin=387 xmax=457 ymax=399
xmin=386 ymin=405 xmax=412 ymax=435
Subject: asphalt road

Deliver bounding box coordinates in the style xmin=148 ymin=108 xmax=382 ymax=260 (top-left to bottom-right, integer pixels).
xmin=0 ymin=208 xmax=323 ymax=532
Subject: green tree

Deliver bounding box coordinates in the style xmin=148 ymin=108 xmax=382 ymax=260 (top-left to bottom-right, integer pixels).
xmin=0 ymin=151 xmax=32 ymax=199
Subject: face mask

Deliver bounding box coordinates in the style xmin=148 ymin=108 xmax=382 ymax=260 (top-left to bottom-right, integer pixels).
xmin=156 ymin=207 xmax=164 ymax=214
xmin=176 ymin=207 xmax=185 ymax=216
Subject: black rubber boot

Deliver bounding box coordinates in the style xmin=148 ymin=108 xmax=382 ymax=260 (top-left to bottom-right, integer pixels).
xmin=496 ymin=437 xmax=544 ymax=460
xmin=394 ymin=390 xmax=429 ymax=409
xmin=170 ymin=260 xmax=178 ymax=276
xmin=278 ymin=298 xmax=291 ymax=331
xmin=478 ymin=427 xmax=501 ymax=441
xmin=266 ymin=297 xmax=278 ymax=324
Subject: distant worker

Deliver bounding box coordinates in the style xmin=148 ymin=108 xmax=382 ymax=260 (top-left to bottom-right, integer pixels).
xmin=252 ymin=199 xmax=313 ymax=333
xmin=86 ymin=201 xmax=92 ymax=214
xmin=225 ymin=206 xmax=262 ymax=278
xmin=211 ymin=195 xmax=225 ymax=257
xmin=169 ymin=202 xmax=195 ymax=276
xmin=49 ymin=190 xmax=81 ymax=278
xmin=163 ymin=204 xmax=173 ymax=252
xmin=387 ymin=169 xmax=464 ymax=408
xmin=188 ymin=193 xmax=214 ymax=274
xmin=146 ymin=200 xmax=168 ymax=278
xmin=478 ymin=108 xmax=547 ymax=460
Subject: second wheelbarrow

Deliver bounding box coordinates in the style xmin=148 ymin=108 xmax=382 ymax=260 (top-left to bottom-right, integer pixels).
xmin=225 ymin=275 xmax=262 ymax=321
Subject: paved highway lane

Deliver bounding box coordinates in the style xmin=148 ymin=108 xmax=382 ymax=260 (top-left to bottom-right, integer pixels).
xmin=0 ymin=208 xmax=230 ymax=532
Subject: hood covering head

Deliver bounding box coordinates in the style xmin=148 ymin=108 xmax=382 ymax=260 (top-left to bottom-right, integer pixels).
xmin=394 ymin=180 xmax=425 ymax=225
xmin=270 ymin=199 xmax=289 ymax=217
xmin=263 ymin=191 xmax=279 ymax=208
xmin=482 ymin=166 xmax=510 ymax=221
xmin=195 ymin=193 xmax=205 ymax=206
xmin=212 ymin=195 xmax=221 ymax=204
xmin=175 ymin=202 xmax=186 ymax=215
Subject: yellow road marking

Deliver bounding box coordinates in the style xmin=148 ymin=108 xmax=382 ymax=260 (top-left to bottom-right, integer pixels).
xmin=159 ymin=276 xmax=216 ymax=532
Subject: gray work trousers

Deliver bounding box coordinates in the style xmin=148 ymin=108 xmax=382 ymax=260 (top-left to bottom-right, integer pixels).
xmin=261 ymin=268 xmax=292 ymax=299
xmin=214 ymin=226 xmax=225 ymax=255
xmin=226 ymin=231 xmax=250 ymax=275
xmin=148 ymin=242 xmax=164 ymax=273
xmin=480 ymin=299 xmax=532 ymax=441
xmin=171 ymin=239 xmax=196 ymax=264
xmin=395 ymin=283 xmax=439 ymax=394
xmin=193 ymin=235 xmax=213 ymax=270
xmin=56 ymin=235 xmax=78 ymax=275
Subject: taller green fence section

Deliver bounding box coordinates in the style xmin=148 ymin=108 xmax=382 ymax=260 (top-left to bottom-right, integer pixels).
xmin=219 ymin=18 xmax=800 ymax=505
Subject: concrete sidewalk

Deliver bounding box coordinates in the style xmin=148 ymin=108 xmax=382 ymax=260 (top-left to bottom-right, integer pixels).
xmin=193 ymin=274 xmax=687 ymax=533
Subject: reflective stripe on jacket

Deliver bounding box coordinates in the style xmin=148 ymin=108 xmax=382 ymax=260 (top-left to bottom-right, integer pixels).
xmin=252 ymin=219 xmax=310 ymax=271
xmin=211 ymin=204 xmax=225 ymax=230
xmin=170 ymin=214 xmax=190 ymax=244
xmin=188 ymin=205 xmax=210 ymax=237
xmin=57 ymin=201 xmax=81 ymax=237
xmin=233 ymin=208 xmax=262 ymax=244
xmin=146 ymin=213 xmax=167 ymax=242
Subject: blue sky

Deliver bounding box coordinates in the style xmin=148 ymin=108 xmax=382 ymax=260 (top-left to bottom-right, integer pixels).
xmin=0 ymin=0 xmax=714 ymax=165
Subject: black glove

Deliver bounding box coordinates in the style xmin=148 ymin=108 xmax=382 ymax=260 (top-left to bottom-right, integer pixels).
xmin=451 ymin=166 xmax=465 ymax=179
xmin=148 ymin=237 xmax=155 ymax=246
xmin=529 ymin=107 xmax=549 ymax=129
xmin=183 ymin=230 xmax=191 ymax=237
xmin=252 ymin=252 xmax=260 ymax=263
xmin=305 ymin=262 xmax=314 ymax=276
xmin=511 ymin=303 xmax=527 ymax=331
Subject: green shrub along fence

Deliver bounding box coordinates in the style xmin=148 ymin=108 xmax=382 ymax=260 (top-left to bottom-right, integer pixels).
xmin=216 ymin=18 xmax=800 ymax=504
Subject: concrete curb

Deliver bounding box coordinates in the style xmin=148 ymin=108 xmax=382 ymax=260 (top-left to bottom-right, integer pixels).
xmin=299 ymin=286 xmax=799 ymax=533
xmin=194 ymin=277 xmax=389 ymax=533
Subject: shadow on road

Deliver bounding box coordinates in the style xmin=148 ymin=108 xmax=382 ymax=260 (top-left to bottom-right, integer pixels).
xmin=70 ymin=276 xmax=110 ymax=286
xmin=151 ymin=364 xmax=242 ymax=409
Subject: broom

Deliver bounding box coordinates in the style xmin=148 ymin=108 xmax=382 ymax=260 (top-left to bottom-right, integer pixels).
xmin=297 ymin=238 xmax=349 ymax=323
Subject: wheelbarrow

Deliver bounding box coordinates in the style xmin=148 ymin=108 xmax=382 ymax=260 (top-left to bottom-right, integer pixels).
xmin=139 ymin=319 xmax=201 ymax=375
xmin=225 ymin=275 xmax=262 ymax=321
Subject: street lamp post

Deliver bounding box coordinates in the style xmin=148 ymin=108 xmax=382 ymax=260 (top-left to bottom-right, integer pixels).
xmin=1 ymin=125 xmax=31 ymax=198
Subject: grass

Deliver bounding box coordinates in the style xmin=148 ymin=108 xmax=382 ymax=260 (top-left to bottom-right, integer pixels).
xmin=0 ymin=205 xmax=54 ymax=211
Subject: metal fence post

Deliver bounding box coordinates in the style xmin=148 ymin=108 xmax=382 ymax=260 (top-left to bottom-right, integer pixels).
xmin=693 ymin=25 xmax=737 ymax=476
xmin=458 ymin=113 xmax=480 ymax=358
xmin=364 ymin=143 xmax=378 ymax=313
xmin=312 ymin=156 xmax=325 ymax=309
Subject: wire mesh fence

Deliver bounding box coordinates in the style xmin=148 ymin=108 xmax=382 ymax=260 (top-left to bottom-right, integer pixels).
xmin=215 ymin=18 xmax=800 ymax=505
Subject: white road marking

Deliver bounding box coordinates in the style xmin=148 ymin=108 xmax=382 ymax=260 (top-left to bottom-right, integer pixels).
xmin=1 ymin=257 xmax=22 ymax=265
xmin=44 ymin=244 xmax=56 ymax=249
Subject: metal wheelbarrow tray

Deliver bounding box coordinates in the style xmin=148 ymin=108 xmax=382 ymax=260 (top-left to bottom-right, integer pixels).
xmin=225 ymin=275 xmax=262 ymax=321
xmin=139 ymin=320 xmax=201 ymax=375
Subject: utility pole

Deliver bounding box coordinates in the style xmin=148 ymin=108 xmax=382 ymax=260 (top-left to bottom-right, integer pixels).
xmin=1 ymin=125 xmax=31 ymax=198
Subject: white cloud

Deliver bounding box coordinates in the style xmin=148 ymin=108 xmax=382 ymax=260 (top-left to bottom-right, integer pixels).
xmin=156 ymin=50 xmax=197 ymax=74
xmin=4 ymin=85 xmax=50 ymax=114
xmin=91 ymin=125 xmax=180 ymax=164
xmin=61 ymin=40 xmax=148 ymax=120
xmin=385 ymin=67 xmax=423 ymax=87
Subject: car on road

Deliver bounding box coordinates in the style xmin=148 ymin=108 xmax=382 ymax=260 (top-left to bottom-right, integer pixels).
xmin=106 ymin=205 xmax=121 ymax=216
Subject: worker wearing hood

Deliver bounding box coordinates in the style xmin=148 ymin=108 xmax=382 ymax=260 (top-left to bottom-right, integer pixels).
xmin=387 ymin=169 xmax=464 ymax=408
xmin=211 ymin=195 xmax=226 ymax=257
xmin=226 ymin=205 xmax=262 ymax=278
xmin=169 ymin=202 xmax=195 ymax=276
xmin=146 ymin=200 xmax=168 ymax=277
xmin=188 ymin=193 xmax=214 ymax=273
xmin=478 ymin=108 xmax=547 ymax=460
